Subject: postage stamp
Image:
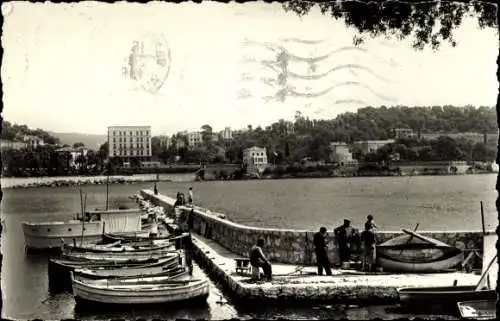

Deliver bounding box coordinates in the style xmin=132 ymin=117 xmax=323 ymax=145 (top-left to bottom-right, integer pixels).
xmin=122 ymin=33 xmax=171 ymax=94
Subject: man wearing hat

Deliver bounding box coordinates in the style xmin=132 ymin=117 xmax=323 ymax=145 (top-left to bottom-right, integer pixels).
xmin=334 ymin=219 xmax=352 ymax=267
xmin=313 ymin=227 xmax=332 ymax=276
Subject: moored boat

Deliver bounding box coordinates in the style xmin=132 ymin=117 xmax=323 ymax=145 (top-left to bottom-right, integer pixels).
xmin=397 ymin=285 xmax=496 ymax=308
xmin=457 ymin=300 xmax=496 ymax=320
xmin=61 ymin=245 xmax=177 ymax=262
xmin=48 ymin=255 xmax=180 ymax=292
xmin=74 ymin=262 xmax=185 ymax=280
xmin=71 ymin=272 xmax=210 ymax=305
xmin=376 ymin=229 xmax=464 ymax=273
xmin=62 ymin=239 xmax=173 ymax=253
xmin=102 ymin=232 xmax=174 ymax=244
xmin=22 ymin=208 xmax=144 ymax=251
xmin=397 ymin=232 xmax=498 ymax=310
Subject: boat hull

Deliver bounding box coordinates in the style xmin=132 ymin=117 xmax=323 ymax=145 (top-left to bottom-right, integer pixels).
xmin=377 ymin=251 xmax=464 ymax=273
xmin=398 ymin=286 xmax=497 ymax=307
xmin=63 ymin=241 xmax=173 ymax=253
xmin=72 ymin=276 xmax=210 ymax=305
xmin=376 ymin=233 xmax=464 ymax=273
xmin=48 ymin=256 xmax=177 ymax=293
xmin=61 ymin=248 xmax=177 ymax=261
xmin=74 ymin=260 xmax=183 ymax=279
xmin=24 ymin=232 xmax=102 ymax=251
xmin=22 ymin=208 xmax=145 ymax=250
xmin=457 ymin=300 xmax=497 ymax=320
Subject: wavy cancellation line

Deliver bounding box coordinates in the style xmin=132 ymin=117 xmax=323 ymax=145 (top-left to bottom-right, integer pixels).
xmin=279 ymin=37 xmax=327 ymax=45
xmin=260 ymin=81 xmax=398 ymax=103
xmin=256 ymin=60 xmax=394 ymax=84
xmin=242 ymin=39 xmax=400 ymax=68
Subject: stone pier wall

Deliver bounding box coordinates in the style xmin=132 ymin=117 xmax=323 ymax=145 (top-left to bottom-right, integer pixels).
xmin=141 ymin=189 xmax=488 ymax=266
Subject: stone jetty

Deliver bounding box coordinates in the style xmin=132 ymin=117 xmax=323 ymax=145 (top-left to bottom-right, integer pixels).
xmin=142 ymin=189 xmax=486 ymax=304
xmin=4 ymin=176 xmax=162 ymax=189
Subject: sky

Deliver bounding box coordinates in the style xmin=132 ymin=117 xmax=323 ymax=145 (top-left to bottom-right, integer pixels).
xmin=2 ymin=1 xmax=498 ymax=136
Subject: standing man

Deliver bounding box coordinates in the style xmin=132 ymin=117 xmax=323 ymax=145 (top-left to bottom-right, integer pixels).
xmin=153 ymin=182 xmax=158 ymax=195
xmin=365 ymin=215 xmax=378 ymax=231
xmin=313 ymin=227 xmax=332 ymax=276
xmin=188 ymin=187 xmax=194 ymax=206
xmin=334 ymin=219 xmax=352 ymax=267
xmin=361 ymin=224 xmax=377 ymax=272
xmin=249 ymin=239 xmax=272 ymax=281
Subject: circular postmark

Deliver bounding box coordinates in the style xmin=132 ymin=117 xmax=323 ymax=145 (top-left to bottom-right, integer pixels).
xmin=122 ymin=33 xmax=171 ymax=94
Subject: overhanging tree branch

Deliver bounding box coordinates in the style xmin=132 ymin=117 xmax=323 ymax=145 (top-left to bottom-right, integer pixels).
xmin=282 ymin=0 xmax=498 ymax=50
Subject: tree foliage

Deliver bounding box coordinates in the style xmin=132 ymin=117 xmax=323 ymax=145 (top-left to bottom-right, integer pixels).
xmin=153 ymin=105 xmax=496 ymax=166
xmin=1 ymin=121 xmax=60 ymax=145
xmin=283 ymin=1 xmax=498 ymax=50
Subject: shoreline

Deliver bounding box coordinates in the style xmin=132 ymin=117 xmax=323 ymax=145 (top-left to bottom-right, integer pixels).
xmin=1 ymin=171 xmax=496 ymax=189
xmin=0 ymin=175 xmax=187 ymax=189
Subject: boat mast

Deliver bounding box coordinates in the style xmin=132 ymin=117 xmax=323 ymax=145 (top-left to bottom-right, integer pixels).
xmin=106 ymin=164 xmax=110 ymax=211
xmin=79 ymin=188 xmax=87 ymax=246
xmin=106 ymin=131 xmax=110 ymax=211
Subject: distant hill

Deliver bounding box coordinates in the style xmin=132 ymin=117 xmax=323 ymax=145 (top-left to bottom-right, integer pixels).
xmin=49 ymin=132 xmax=107 ymax=150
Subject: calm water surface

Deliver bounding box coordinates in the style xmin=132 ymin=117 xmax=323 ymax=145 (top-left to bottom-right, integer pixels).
xmin=2 ymin=175 xmax=496 ymax=319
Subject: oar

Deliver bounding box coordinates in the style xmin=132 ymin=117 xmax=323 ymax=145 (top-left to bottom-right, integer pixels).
xmin=401 ymin=228 xmax=450 ymax=247
xmin=398 ymin=223 xmax=419 ymax=255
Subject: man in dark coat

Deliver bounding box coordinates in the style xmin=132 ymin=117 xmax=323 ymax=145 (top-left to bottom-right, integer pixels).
xmin=313 ymin=227 xmax=332 ymax=275
xmin=361 ymin=225 xmax=377 ymax=272
xmin=249 ymin=239 xmax=272 ymax=281
xmin=334 ymin=219 xmax=352 ymax=266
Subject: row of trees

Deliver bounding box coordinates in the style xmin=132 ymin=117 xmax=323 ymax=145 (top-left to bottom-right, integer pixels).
xmin=1 ymin=144 xmax=109 ymax=177
xmin=362 ymin=137 xmax=496 ymax=163
xmin=150 ymin=105 xmax=497 ymax=165
xmin=1 ymin=121 xmax=60 ymax=145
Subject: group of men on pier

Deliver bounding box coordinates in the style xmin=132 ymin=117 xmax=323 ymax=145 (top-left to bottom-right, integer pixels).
xmin=248 ymin=215 xmax=378 ymax=281
xmin=313 ymin=215 xmax=378 ymax=274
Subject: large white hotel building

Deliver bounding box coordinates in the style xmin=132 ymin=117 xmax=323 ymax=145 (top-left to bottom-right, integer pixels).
xmin=107 ymin=126 xmax=152 ymax=160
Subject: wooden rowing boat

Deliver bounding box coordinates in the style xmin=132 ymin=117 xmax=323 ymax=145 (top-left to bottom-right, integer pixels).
xmin=397 ymin=285 xmax=496 ymax=308
xmin=61 ymin=245 xmax=177 ymax=262
xmin=71 ymin=272 xmax=210 ymax=305
xmin=376 ymin=230 xmax=464 ymax=273
xmin=74 ymin=263 xmax=186 ymax=280
xmin=457 ymin=300 xmax=496 ymax=320
xmin=48 ymin=255 xmax=180 ymax=292
xmin=102 ymin=233 xmax=174 ymax=245
xmin=397 ymin=233 xmax=498 ymax=311
xmin=63 ymin=240 xmax=173 ymax=253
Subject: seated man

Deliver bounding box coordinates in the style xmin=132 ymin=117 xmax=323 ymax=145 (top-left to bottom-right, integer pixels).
xmin=249 ymin=238 xmax=272 ymax=281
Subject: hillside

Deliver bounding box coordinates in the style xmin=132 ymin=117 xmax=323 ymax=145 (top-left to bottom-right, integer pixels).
xmin=49 ymin=132 xmax=107 ymax=149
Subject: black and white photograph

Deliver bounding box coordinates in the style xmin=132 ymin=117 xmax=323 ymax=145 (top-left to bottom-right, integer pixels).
xmin=0 ymin=0 xmax=498 ymax=320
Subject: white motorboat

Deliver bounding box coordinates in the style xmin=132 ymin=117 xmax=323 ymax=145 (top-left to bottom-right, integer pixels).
xmin=22 ymin=208 xmax=144 ymax=251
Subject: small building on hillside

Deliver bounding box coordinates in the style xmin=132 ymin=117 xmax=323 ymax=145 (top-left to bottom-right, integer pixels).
xmin=55 ymin=146 xmax=89 ymax=169
xmin=187 ymin=131 xmax=203 ymax=147
xmin=23 ymin=135 xmax=45 ymax=149
xmin=393 ymin=128 xmax=415 ymax=139
xmin=354 ymin=139 xmax=395 ymax=154
xmin=329 ymin=142 xmax=353 ymax=163
xmin=242 ymin=146 xmax=268 ymax=174
xmin=0 ymin=139 xmax=27 ymax=150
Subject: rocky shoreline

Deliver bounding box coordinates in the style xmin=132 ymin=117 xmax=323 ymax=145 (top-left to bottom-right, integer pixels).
xmin=1 ymin=176 xmax=165 ymax=189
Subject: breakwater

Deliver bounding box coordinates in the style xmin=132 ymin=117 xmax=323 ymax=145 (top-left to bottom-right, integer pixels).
xmin=141 ymin=189 xmax=487 ymax=266
xmin=1 ymin=174 xmax=195 ymax=189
